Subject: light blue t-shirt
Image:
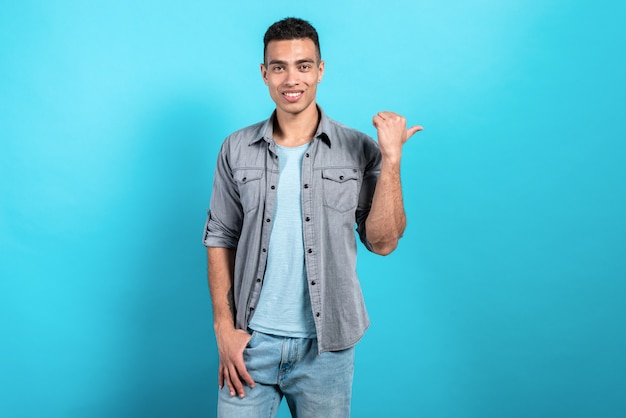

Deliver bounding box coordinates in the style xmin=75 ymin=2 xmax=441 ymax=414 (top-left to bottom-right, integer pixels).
xmin=248 ymin=142 xmax=316 ymax=338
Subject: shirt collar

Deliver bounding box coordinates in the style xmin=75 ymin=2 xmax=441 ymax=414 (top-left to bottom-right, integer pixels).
xmin=250 ymin=105 xmax=332 ymax=148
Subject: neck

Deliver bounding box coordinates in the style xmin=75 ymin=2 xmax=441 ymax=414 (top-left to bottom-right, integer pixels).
xmin=273 ymin=105 xmax=320 ymax=147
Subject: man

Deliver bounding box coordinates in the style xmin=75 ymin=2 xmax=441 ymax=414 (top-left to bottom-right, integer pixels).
xmin=202 ymin=17 xmax=422 ymax=418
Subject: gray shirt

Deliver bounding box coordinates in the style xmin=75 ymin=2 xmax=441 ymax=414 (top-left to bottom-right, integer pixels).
xmin=202 ymin=107 xmax=382 ymax=353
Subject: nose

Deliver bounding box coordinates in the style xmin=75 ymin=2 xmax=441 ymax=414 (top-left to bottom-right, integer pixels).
xmin=284 ymin=68 xmax=299 ymax=87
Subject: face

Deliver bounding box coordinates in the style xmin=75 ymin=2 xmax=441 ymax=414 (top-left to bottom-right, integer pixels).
xmin=261 ymin=38 xmax=324 ymax=118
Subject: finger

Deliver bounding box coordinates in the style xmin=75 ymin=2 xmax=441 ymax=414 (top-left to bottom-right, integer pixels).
xmin=372 ymin=114 xmax=385 ymax=128
xmin=218 ymin=364 xmax=224 ymax=389
xmin=406 ymin=125 xmax=424 ymax=138
xmin=228 ymin=365 xmax=247 ymax=398
xmin=237 ymin=363 xmax=256 ymax=388
xmin=223 ymin=367 xmax=236 ymax=397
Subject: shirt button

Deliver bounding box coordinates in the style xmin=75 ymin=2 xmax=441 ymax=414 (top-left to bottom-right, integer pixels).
xmin=256 ymin=278 xmax=261 ymax=283
xmin=262 ymin=248 xmax=267 ymax=252
xmin=242 ymin=177 xmax=247 ymax=182
xmin=271 ymin=185 xmax=276 ymax=190
xmin=250 ymin=307 xmax=255 ymax=311
xmin=315 ymin=312 xmax=320 ymax=317
xmin=311 ymin=280 xmax=316 ymax=285
xmin=305 ymin=217 xmax=311 ymax=222
xmin=266 ymin=218 xmax=271 ymax=222
xmin=305 ymin=153 xmax=310 ymax=158
xmin=303 ymin=184 xmax=309 ymax=189
xmin=339 ymin=175 xmax=344 ymax=180
xmin=307 ymin=248 xmax=313 ymax=254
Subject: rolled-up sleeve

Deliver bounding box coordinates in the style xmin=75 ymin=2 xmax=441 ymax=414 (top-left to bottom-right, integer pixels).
xmin=355 ymin=138 xmax=382 ymax=252
xmin=202 ymin=140 xmax=243 ymax=248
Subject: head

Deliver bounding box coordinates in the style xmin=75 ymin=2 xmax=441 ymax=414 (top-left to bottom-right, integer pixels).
xmin=263 ymin=17 xmax=321 ymax=65
xmin=261 ymin=18 xmax=325 ymax=118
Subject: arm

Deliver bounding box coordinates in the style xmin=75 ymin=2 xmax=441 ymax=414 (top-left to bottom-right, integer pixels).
xmin=207 ymin=246 xmax=255 ymax=398
xmin=365 ymin=111 xmax=422 ymax=255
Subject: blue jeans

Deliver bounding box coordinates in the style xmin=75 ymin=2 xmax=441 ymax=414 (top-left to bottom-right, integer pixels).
xmin=217 ymin=331 xmax=355 ymax=418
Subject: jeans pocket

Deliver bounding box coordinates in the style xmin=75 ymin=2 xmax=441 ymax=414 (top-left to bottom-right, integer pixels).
xmin=245 ymin=330 xmax=258 ymax=349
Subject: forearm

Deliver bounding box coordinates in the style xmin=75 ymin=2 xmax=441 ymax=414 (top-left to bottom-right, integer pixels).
xmin=207 ymin=246 xmax=255 ymax=395
xmin=365 ymin=157 xmax=406 ymax=255
xmin=207 ymin=246 xmax=237 ymax=332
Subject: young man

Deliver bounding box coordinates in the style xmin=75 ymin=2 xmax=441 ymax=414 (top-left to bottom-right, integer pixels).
xmin=202 ymin=17 xmax=422 ymax=418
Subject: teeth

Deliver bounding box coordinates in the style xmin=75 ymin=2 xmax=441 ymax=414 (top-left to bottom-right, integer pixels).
xmin=284 ymin=92 xmax=301 ymax=97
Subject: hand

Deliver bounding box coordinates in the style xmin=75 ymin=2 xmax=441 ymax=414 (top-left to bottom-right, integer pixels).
xmin=372 ymin=111 xmax=423 ymax=162
xmin=215 ymin=327 xmax=255 ymax=398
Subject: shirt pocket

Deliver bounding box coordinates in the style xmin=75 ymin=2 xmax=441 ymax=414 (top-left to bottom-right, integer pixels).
xmin=322 ymin=168 xmax=360 ymax=213
xmin=234 ymin=169 xmax=263 ymax=213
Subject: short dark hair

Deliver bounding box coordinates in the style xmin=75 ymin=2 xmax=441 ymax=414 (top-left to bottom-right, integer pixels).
xmin=263 ymin=17 xmax=321 ymax=63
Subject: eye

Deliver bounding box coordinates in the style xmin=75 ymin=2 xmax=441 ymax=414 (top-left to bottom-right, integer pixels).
xmin=299 ymin=64 xmax=312 ymax=71
xmin=272 ymin=65 xmax=283 ymax=72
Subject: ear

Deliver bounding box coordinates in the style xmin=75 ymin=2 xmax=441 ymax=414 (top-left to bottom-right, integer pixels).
xmin=317 ymin=60 xmax=325 ymax=83
xmin=260 ymin=63 xmax=268 ymax=85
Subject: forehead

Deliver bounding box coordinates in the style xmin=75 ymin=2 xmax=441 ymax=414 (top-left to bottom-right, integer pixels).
xmin=265 ymin=38 xmax=319 ymax=63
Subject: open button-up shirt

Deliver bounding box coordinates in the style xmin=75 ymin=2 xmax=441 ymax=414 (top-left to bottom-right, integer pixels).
xmin=203 ymin=107 xmax=382 ymax=353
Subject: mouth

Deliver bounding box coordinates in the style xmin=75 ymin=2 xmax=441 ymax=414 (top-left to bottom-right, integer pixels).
xmin=282 ymin=91 xmax=303 ymax=102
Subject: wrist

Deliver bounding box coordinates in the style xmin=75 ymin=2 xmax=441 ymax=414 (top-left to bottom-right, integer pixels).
xmin=214 ymin=317 xmax=236 ymax=333
xmin=380 ymin=152 xmax=402 ymax=167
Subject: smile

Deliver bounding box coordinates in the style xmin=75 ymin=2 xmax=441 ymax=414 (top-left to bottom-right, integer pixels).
xmin=282 ymin=91 xmax=303 ymax=103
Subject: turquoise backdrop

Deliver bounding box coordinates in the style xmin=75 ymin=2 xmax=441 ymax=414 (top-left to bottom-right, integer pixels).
xmin=1 ymin=1 xmax=625 ymax=417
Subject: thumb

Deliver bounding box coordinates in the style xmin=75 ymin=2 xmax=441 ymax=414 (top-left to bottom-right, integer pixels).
xmin=406 ymin=125 xmax=424 ymax=139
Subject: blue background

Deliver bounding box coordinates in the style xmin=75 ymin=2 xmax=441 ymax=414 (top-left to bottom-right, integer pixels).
xmin=1 ymin=1 xmax=625 ymax=417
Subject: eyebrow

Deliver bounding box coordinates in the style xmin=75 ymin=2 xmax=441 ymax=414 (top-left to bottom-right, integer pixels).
xmin=268 ymin=58 xmax=316 ymax=66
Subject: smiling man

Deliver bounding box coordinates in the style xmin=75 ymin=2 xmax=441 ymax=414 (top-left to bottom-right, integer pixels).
xmin=202 ymin=17 xmax=422 ymax=418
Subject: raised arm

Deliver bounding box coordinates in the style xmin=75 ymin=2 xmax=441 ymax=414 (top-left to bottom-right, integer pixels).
xmin=365 ymin=111 xmax=422 ymax=255
xmin=207 ymin=246 xmax=255 ymax=398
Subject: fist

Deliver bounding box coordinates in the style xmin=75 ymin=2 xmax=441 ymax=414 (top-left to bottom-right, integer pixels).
xmin=372 ymin=111 xmax=422 ymax=160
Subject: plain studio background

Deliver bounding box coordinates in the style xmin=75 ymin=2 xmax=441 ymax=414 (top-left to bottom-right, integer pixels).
xmin=1 ymin=1 xmax=624 ymax=417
